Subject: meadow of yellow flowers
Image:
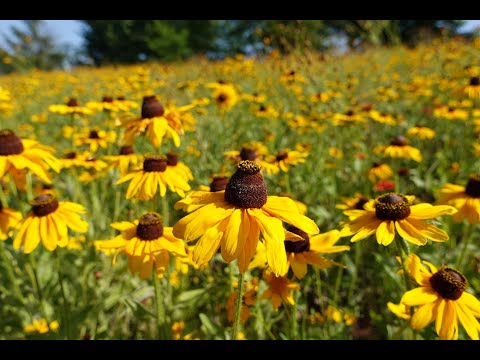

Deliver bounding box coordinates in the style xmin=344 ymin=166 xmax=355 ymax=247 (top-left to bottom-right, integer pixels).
xmin=1 ymin=38 xmax=480 ymax=340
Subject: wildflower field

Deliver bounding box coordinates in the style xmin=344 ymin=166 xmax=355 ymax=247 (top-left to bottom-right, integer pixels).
xmin=1 ymin=38 xmax=480 ymax=340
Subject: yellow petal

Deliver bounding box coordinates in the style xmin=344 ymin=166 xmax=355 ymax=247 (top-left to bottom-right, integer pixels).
xmin=339 ymin=212 xmax=378 ymax=237
xmin=401 ymin=286 xmax=438 ymax=306
xmin=192 ymin=218 xmax=228 ymax=266
xmin=24 ymin=217 xmax=41 ymax=254
xmin=40 ymin=216 xmax=56 ymax=251
xmin=437 ymin=300 xmax=458 ymax=340
xmin=405 ymin=218 xmax=449 ymax=242
xmin=221 ymin=209 xmax=246 ymax=262
xmin=405 ymin=253 xmax=431 ymax=286
xmin=251 ymin=209 xmax=287 ymax=276
xmin=263 ymin=196 xmax=319 ymax=234
xmin=375 ymin=220 xmax=395 ymax=246
xmin=13 ymin=216 xmax=33 ymax=250
xmin=460 ymin=292 xmax=480 ymax=317
xmin=350 ymin=218 xmax=382 ymax=242
xmin=237 ymin=210 xmax=259 ymax=273
xmin=456 ymin=300 xmax=479 ymax=340
xmin=409 ymin=203 xmax=457 ymax=219
xmin=110 ymin=221 xmax=136 ymax=232
xmin=410 ymin=301 xmax=438 ymax=330
xmin=290 ymin=256 xmax=308 ymax=279
xmin=395 ymin=220 xmax=427 ymax=246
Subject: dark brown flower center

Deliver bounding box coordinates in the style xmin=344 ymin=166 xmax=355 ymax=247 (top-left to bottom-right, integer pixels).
xmin=465 ymin=175 xmax=480 ymax=198
xmin=136 ymin=213 xmax=164 ymax=240
xmin=217 ymin=94 xmax=227 ymax=103
xmin=210 ymin=176 xmax=229 ymax=192
xmin=346 ymin=110 xmax=355 ymax=116
xmin=88 ymin=130 xmax=100 ymax=139
xmin=397 ymin=168 xmax=409 ymax=177
xmin=66 ymin=98 xmax=79 ymax=107
xmin=430 ymin=267 xmax=467 ymax=300
xmin=470 ymin=77 xmax=480 ymax=86
xmin=141 ymin=95 xmax=165 ymax=119
xmin=390 ymin=135 xmax=408 ymax=146
xmin=117 ymin=96 xmax=125 ymax=101
xmin=259 ymin=105 xmax=266 ymax=112
xmin=102 ymin=96 xmax=114 ymax=103
xmin=31 ymin=194 xmax=59 ymax=217
xmin=166 ymin=153 xmax=178 ymax=166
xmin=374 ymin=193 xmax=411 ymax=221
xmin=239 ymin=147 xmax=257 ymax=161
xmin=119 ymin=145 xmax=134 ymax=155
xmin=276 ymin=150 xmax=288 ymax=161
xmin=224 ymin=161 xmax=267 ymax=209
xmin=448 ymin=107 xmax=455 ymax=113
xmin=65 ymin=151 xmax=76 ymax=159
xmin=284 ymin=225 xmax=310 ymax=253
xmin=289 ymin=70 xmax=295 ymax=76
xmin=143 ymin=154 xmax=167 ymax=172
xmin=0 ymin=129 xmax=24 ymax=155
xmin=372 ymin=162 xmax=381 ymax=168
xmin=355 ymin=198 xmax=369 ymax=210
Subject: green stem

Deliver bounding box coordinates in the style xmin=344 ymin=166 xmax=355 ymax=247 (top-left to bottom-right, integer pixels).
xmin=162 ymin=195 xmax=169 ymax=226
xmin=0 ymin=242 xmax=24 ymax=303
xmin=28 ymin=253 xmax=49 ymax=320
xmin=395 ymin=237 xmax=411 ymax=291
xmin=54 ymin=250 xmax=71 ymax=339
xmin=152 ymin=272 xmax=167 ymax=339
xmin=290 ymin=288 xmax=298 ymax=340
xmin=456 ymin=222 xmax=474 ymax=271
xmin=313 ymin=268 xmax=325 ymax=316
xmin=333 ymin=261 xmax=344 ymax=304
xmin=232 ymin=271 xmax=245 ymax=340
xmin=284 ymin=172 xmax=292 ymax=194
xmin=347 ymin=243 xmax=362 ymax=303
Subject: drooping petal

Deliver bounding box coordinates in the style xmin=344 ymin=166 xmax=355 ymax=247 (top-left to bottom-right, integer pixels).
xmin=405 ymin=218 xmax=449 ymax=242
xmin=192 ymin=217 xmax=228 ymax=266
xmin=405 ymin=253 xmax=431 ymax=286
xmin=410 ymin=301 xmax=438 ymax=330
xmin=401 ymin=287 xmax=439 ymax=306
xmin=395 ymin=220 xmax=427 ymax=246
xmin=460 ymin=292 xmax=480 ymax=317
xmin=349 ymin=218 xmax=383 ymax=242
xmin=237 ymin=210 xmax=260 ymax=273
xmin=40 ymin=216 xmax=56 ymax=251
xmin=437 ymin=300 xmax=458 ymax=340
xmin=456 ymin=300 xmax=479 ymax=340
xmin=221 ymin=209 xmax=246 ymax=262
xmin=263 ymin=196 xmax=319 ymax=234
xmin=23 ymin=217 xmax=41 ymax=254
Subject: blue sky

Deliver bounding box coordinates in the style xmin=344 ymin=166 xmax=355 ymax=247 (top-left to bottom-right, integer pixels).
xmin=0 ymin=20 xmax=479 ymax=51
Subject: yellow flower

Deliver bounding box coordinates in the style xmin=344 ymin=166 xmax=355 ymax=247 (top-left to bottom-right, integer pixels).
xmin=433 ymin=106 xmax=469 ymax=120
xmin=13 ymin=194 xmax=88 ymax=254
xmin=367 ymin=162 xmax=393 ymax=183
xmin=369 ymin=110 xmax=396 ymax=125
xmin=253 ymin=104 xmax=279 ymax=119
xmin=0 ymin=204 xmax=21 ymax=240
xmin=94 ymin=213 xmax=187 ymax=279
xmin=400 ymin=254 xmax=480 ymax=340
xmin=226 ymin=278 xmax=257 ymax=323
xmin=212 ymin=84 xmax=239 ymax=111
xmin=463 ymin=77 xmax=480 ymax=99
xmin=374 ymin=136 xmax=422 ymax=162
xmin=332 ymin=110 xmax=366 ymax=126
xmin=437 ymin=175 xmax=480 ymax=224
xmin=103 ymin=145 xmax=142 ymax=176
xmin=406 ymin=126 xmax=436 ymax=140
xmin=116 ymin=154 xmax=191 ymax=200
xmin=266 ymin=148 xmax=309 ymax=173
xmin=48 ymin=98 xmax=92 ymax=116
xmin=339 ymin=192 xmax=456 ymax=246
xmin=60 ymin=151 xmax=108 ymax=171
xmin=336 ymin=193 xmax=370 ymax=212
xmin=261 ymin=270 xmax=300 ymax=311
xmin=165 ymin=153 xmax=193 ymax=182
xmin=0 ymin=129 xmax=61 ymax=185
xmin=24 ymin=319 xmax=59 ymax=334
xmin=224 ymin=142 xmax=278 ymax=175
xmin=73 ymin=128 xmax=117 ymax=153
xmin=173 ymin=161 xmax=319 ymax=276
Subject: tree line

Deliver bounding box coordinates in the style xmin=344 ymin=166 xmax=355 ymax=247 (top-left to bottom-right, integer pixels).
xmin=0 ymin=20 xmax=468 ymax=73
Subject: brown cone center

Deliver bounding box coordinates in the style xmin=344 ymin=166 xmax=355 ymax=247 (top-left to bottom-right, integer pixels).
xmin=430 ymin=267 xmax=467 ymax=300
xmin=390 ymin=136 xmax=408 ymax=146
xmin=143 ymin=154 xmax=167 ymax=172
xmin=141 ymin=96 xmax=165 ymax=118
xmin=210 ymin=176 xmax=229 ymax=192
xmin=470 ymin=77 xmax=480 ymax=86
xmin=136 ymin=213 xmax=164 ymax=240
xmin=119 ymin=145 xmax=134 ymax=155
xmin=465 ymin=175 xmax=480 ymax=198
xmin=374 ymin=193 xmax=411 ymax=221
xmin=31 ymin=194 xmax=59 ymax=217
xmin=284 ymin=226 xmax=310 ymax=253
xmin=239 ymin=147 xmax=257 ymax=161
xmin=224 ymin=161 xmax=267 ymax=209
xmin=166 ymin=153 xmax=178 ymax=166
xmin=0 ymin=129 xmax=24 ymax=155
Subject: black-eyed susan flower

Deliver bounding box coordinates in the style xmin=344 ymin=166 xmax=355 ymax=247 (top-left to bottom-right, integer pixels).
xmin=116 ymin=153 xmax=191 ymax=200
xmin=369 ymin=110 xmax=396 ymax=125
xmin=103 ymin=145 xmax=142 ymax=176
xmin=73 ymin=128 xmax=117 ymax=153
xmin=387 ymin=302 xmax=411 ymax=320
xmin=253 ymin=104 xmax=279 ymax=119
xmin=336 ymin=193 xmax=370 ymax=213
xmin=24 ymin=319 xmax=59 ymax=334
xmin=226 ymin=277 xmax=258 ymax=324
xmin=332 ymin=110 xmax=366 ymax=126
xmin=367 ymin=162 xmax=394 ymax=183
xmin=433 ymin=105 xmax=469 ymax=120
xmin=94 ymin=212 xmax=187 ymax=279
xmin=13 ymin=194 xmax=88 ymax=254
xmin=400 ymin=253 xmax=480 ymax=340
xmin=406 ymin=125 xmax=436 ymax=140
xmin=123 ymin=95 xmax=181 ymax=149
xmin=437 ymin=175 xmax=480 ymax=224
xmin=48 ymin=98 xmax=92 ymax=116
xmin=59 ymin=151 xmax=108 ymax=172
xmin=464 ymin=76 xmax=480 ymax=99
xmin=0 ymin=129 xmax=61 ymax=186
xmin=224 ymin=142 xmax=278 ymax=175
xmin=261 ymin=270 xmax=300 ymax=311
xmin=166 ymin=153 xmax=193 ymax=182
xmin=86 ymin=96 xmax=138 ymax=113
xmin=212 ymin=84 xmax=239 ymax=111
xmin=374 ymin=136 xmax=422 ymax=162
xmin=172 ymin=161 xmax=319 ymax=276
xmin=0 ymin=203 xmax=21 ymax=240
xmin=266 ymin=148 xmax=309 ymax=173
xmin=339 ymin=192 xmax=456 ymax=246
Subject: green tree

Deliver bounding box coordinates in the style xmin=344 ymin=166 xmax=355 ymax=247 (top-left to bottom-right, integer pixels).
xmin=0 ymin=20 xmax=66 ymax=74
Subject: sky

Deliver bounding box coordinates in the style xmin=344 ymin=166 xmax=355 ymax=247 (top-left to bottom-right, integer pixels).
xmin=0 ymin=20 xmax=479 ymax=51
